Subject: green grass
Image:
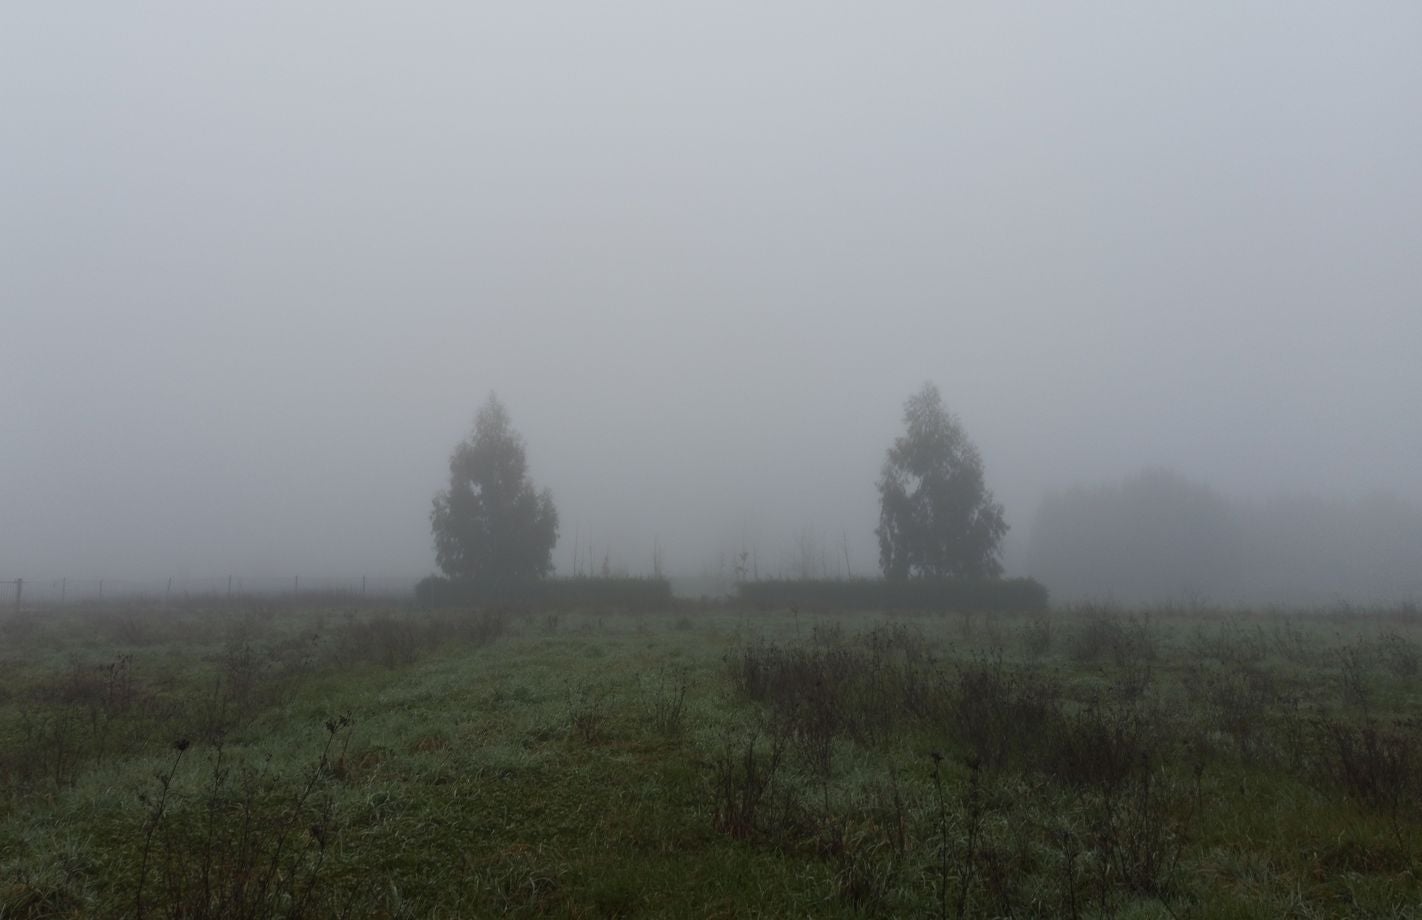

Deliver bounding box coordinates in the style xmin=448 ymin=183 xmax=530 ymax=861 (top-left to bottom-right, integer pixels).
xmin=2 ymin=601 xmax=1421 ymax=917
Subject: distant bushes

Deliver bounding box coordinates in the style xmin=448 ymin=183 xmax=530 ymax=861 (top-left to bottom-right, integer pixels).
xmin=414 ymin=575 xmax=673 ymax=611
xmin=736 ymin=577 xmax=1048 ymax=613
xmin=1027 ymin=468 xmax=1422 ymax=606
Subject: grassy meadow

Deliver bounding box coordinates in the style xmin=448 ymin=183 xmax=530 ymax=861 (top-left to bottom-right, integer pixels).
xmin=2 ymin=598 xmax=1421 ymax=918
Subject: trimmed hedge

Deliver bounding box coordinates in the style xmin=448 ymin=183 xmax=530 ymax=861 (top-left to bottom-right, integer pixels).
xmin=735 ymin=577 xmax=1048 ymax=613
xmin=414 ymin=575 xmax=674 ymax=611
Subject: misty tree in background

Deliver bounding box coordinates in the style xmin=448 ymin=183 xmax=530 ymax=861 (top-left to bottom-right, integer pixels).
xmin=1024 ymin=469 xmax=1244 ymax=604
xmin=877 ymin=382 xmax=1007 ymax=579
xmin=431 ymin=394 xmax=559 ymax=579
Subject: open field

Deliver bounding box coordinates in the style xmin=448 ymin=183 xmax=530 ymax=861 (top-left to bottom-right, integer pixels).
xmin=2 ymin=599 xmax=1421 ymax=918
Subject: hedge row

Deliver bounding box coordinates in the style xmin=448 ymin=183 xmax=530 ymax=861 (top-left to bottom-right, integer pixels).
xmin=414 ymin=575 xmax=674 ymax=611
xmin=736 ymin=577 xmax=1049 ymax=612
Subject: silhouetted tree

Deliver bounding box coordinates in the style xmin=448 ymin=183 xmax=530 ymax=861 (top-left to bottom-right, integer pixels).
xmin=877 ymin=383 xmax=1007 ymax=579
xmin=431 ymin=394 xmax=558 ymax=579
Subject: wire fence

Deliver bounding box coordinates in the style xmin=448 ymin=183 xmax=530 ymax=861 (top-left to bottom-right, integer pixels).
xmin=1 ymin=575 xmax=425 ymax=609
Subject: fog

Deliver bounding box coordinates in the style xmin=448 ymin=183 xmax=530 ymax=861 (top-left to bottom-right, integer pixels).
xmin=3 ymin=4 xmax=1420 ymax=602
xmin=1027 ymin=469 xmax=1422 ymax=607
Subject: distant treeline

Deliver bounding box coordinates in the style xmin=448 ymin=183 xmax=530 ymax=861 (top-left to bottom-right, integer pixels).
xmin=1026 ymin=469 xmax=1422 ymax=606
xmin=737 ymin=577 xmax=1049 ymax=613
xmin=415 ymin=575 xmax=673 ymax=611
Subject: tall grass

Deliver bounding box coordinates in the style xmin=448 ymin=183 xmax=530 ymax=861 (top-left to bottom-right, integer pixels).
xmin=4 ymin=599 xmax=1422 ymax=917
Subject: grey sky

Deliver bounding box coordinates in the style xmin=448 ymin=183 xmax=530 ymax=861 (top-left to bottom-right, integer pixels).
xmin=3 ymin=3 xmax=1420 ymax=583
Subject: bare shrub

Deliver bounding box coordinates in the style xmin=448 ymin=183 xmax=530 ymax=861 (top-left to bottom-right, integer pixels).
xmin=1181 ymin=660 xmax=1279 ymax=757
xmin=810 ymin=620 xmax=846 ymax=648
xmin=218 ymin=641 xmax=269 ymax=714
xmin=267 ymin=630 xmax=322 ymax=681
xmin=1269 ymin=615 xmax=1319 ymax=665
xmin=1113 ymin=652 xmax=1155 ymax=702
xmin=8 ymin=655 xmax=170 ymax=791
xmin=105 ymin=611 xmax=163 ymax=647
xmin=1043 ymin=700 xmax=1164 ymax=792
xmin=334 ymin=612 xmax=420 ymax=669
xmin=1337 ymin=642 xmax=1374 ymax=715
xmin=1195 ymin=620 xmax=1269 ymax=668
xmin=451 ymin=608 xmax=509 ymax=647
xmin=1021 ymin=615 xmax=1053 ymax=658
xmin=565 ymin=681 xmax=613 ymax=744
xmin=1376 ymin=631 xmax=1420 ymax=679
xmin=331 ymin=608 xmax=506 ymax=669
xmin=710 ymin=729 xmax=789 ymax=839
xmin=11 ymin=704 xmax=84 ymax=789
xmin=1066 ymin=608 xmax=1157 ymax=667
xmin=1314 ymin=718 xmax=1419 ymax=827
xmin=1086 ymin=767 xmax=1192 ymax=909
xmin=132 ymin=717 xmax=355 ymax=920
xmin=726 ymin=639 xmax=777 ymax=702
xmin=951 ymin=655 xmax=1059 ymax=772
xmin=637 ymin=665 xmax=689 ymax=737
xmin=725 ymin=636 xmax=909 ymax=767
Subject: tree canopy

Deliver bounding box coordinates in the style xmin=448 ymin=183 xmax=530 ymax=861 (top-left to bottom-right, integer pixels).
xmin=876 ymin=382 xmax=1007 ymax=579
xmin=431 ymin=395 xmax=559 ymax=579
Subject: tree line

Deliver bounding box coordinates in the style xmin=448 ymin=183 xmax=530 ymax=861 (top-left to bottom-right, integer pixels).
xmin=1026 ymin=468 xmax=1422 ymax=606
xmin=431 ymin=383 xmax=1008 ymax=583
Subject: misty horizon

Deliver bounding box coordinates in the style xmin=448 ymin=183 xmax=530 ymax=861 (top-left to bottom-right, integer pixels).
xmin=4 ymin=4 xmax=1420 ymax=604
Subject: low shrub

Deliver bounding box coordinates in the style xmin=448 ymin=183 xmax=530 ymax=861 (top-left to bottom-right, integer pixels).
xmin=726 ymin=628 xmax=941 ymax=769
xmin=1313 ymin=718 xmax=1420 ymax=824
xmin=951 ymin=656 xmax=1061 ymax=772
xmin=331 ymin=608 xmax=506 ymax=669
xmin=1065 ymin=607 xmax=1158 ymax=666
xmin=414 ymin=575 xmax=673 ymax=612
xmin=735 ymin=577 xmax=1048 ymax=613
xmin=131 ymin=718 xmax=355 ymax=920
xmin=710 ymin=729 xmax=790 ymax=840
xmin=637 ymin=666 xmax=690 ymax=737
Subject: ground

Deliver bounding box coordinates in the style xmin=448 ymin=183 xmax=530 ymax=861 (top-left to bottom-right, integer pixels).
xmin=2 ymin=599 xmax=1420 ymax=917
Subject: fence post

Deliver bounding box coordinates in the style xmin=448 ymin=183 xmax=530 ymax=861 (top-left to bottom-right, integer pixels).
xmin=294 ymin=575 xmax=299 ymax=596
xmin=362 ymin=575 xmax=367 ymax=597
xmin=60 ymin=577 xmax=66 ymax=603
xmin=98 ymin=578 xmax=104 ymax=600
xmin=227 ymin=575 xmax=232 ymax=598
xmin=165 ymin=577 xmax=172 ymax=603
xmin=13 ymin=578 xmax=21 ymax=610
